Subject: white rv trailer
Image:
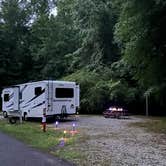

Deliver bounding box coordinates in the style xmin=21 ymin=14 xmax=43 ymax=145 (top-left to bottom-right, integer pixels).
xmin=1 ymin=80 xmax=80 ymax=119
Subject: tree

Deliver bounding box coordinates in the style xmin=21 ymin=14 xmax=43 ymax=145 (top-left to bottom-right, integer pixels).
xmin=72 ymin=0 xmax=119 ymax=70
xmin=0 ymin=0 xmax=32 ymax=86
xmin=114 ymin=0 xmax=166 ymax=109
xmin=30 ymin=0 xmax=79 ymax=79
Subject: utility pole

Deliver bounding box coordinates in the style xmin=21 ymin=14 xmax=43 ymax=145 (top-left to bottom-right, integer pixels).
xmin=145 ymin=94 xmax=149 ymax=117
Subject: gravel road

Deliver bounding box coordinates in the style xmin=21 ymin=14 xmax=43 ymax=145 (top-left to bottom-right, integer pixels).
xmin=51 ymin=115 xmax=166 ymax=166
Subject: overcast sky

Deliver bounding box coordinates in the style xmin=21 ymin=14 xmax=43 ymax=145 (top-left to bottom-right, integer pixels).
xmin=50 ymin=7 xmax=57 ymax=16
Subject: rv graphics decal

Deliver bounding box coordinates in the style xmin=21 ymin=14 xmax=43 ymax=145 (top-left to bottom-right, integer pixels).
xmin=22 ymin=104 xmax=30 ymax=108
xmin=19 ymin=100 xmax=24 ymax=104
xmin=25 ymin=88 xmax=45 ymax=104
xmin=9 ymin=92 xmax=14 ymax=99
xmin=20 ymin=85 xmax=28 ymax=93
xmin=6 ymin=102 xmax=14 ymax=108
xmin=31 ymin=101 xmax=45 ymax=109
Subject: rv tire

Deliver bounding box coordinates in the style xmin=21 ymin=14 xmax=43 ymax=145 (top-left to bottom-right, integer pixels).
xmin=3 ymin=111 xmax=8 ymax=118
xmin=9 ymin=117 xmax=17 ymax=124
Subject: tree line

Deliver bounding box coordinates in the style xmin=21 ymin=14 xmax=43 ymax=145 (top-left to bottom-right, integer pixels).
xmin=0 ymin=0 xmax=166 ymax=115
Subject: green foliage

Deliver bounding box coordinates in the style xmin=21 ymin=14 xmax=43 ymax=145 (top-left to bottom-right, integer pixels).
xmin=64 ymin=69 xmax=103 ymax=113
xmin=0 ymin=0 xmax=33 ymax=85
xmin=64 ymin=67 xmax=139 ymax=113
xmin=130 ymin=117 xmax=166 ymax=134
xmin=30 ymin=0 xmax=79 ymax=79
xmin=72 ymin=0 xmax=119 ymax=68
xmin=0 ymin=0 xmax=166 ymax=114
xmin=108 ymin=80 xmax=138 ymax=104
xmin=114 ymin=0 xmax=166 ymax=109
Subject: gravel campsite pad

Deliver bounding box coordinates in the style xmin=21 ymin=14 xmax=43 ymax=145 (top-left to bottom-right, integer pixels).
xmin=50 ymin=115 xmax=166 ymax=166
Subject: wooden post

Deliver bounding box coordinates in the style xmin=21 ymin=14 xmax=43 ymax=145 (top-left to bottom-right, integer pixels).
xmin=19 ymin=111 xmax=22 ymax=124
xmin=146 ymin=94 xmax=149 ymax=116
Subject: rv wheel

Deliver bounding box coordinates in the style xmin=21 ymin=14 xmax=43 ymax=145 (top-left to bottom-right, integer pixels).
xmin=3 ymin=111 xmax=8 ymax=118
xmin=9 ymin=117 xmax=17 ymax=124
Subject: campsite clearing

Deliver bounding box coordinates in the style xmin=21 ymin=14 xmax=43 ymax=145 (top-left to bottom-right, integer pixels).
xmin=0 ymin=115 xmax=166 ymax=166
xmin=49 ymin=115 xmax=166 ymax=166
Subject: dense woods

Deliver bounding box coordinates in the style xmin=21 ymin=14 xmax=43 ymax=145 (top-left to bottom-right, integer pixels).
xmin=0 ymin=0 xmax=166 ymax=115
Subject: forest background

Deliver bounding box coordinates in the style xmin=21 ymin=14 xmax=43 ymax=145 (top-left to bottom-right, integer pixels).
xmin=0 ymin=0 xmax=166 ymax=115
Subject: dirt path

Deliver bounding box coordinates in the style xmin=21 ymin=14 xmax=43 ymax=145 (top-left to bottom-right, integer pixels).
xmin=51 ymin=115 xmax=166 ymax=166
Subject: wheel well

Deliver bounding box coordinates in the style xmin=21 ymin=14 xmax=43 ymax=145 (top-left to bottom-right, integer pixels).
xmin=3 ymin=111 xmax=8 ymax=118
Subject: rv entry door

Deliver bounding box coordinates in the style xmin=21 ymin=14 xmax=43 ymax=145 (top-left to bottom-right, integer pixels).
xmin=12 ymin=87 xmax=19 ymax=111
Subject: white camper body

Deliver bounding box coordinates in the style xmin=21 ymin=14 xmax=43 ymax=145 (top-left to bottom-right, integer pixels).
xmin=1 ymin=80 xmax=80 ymax=118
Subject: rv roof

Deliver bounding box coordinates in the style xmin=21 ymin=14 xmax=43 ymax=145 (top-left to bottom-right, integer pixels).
xmin=43 ymin=80 xmax=76 ymax=84
xmin=19 ymin=80 xmax=76 ymax=86
xmin=2 ymin=80 xmax=76 ymax=88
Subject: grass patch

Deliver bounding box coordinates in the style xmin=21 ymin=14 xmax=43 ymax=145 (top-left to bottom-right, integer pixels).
xmin=129 ymin=117 xmax=166 ymax=134
xmin=0 ymin=119 xmax=82 ymax=163
xmin=0 ymin=119 xmax=63 ymax=149
xmin=52 ymin=147 xmax=83 ymax=161
xmin=51 ymin=131 xmax=88 ymax=165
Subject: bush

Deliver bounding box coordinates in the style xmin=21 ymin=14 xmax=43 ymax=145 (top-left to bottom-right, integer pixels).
xmin=63 ymin=68 xmax=139 ymax=114
xmin=63 ymin=69 xmax=109 ymax=113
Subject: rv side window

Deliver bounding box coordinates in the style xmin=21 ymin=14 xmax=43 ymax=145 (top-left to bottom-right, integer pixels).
xmin=35 ymin=87 xmax=42 ymax=96
xmin=55 ymin=88 xmax=74 ymax=98
xmin=4 ymin=94 xmax=9 ymax=102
